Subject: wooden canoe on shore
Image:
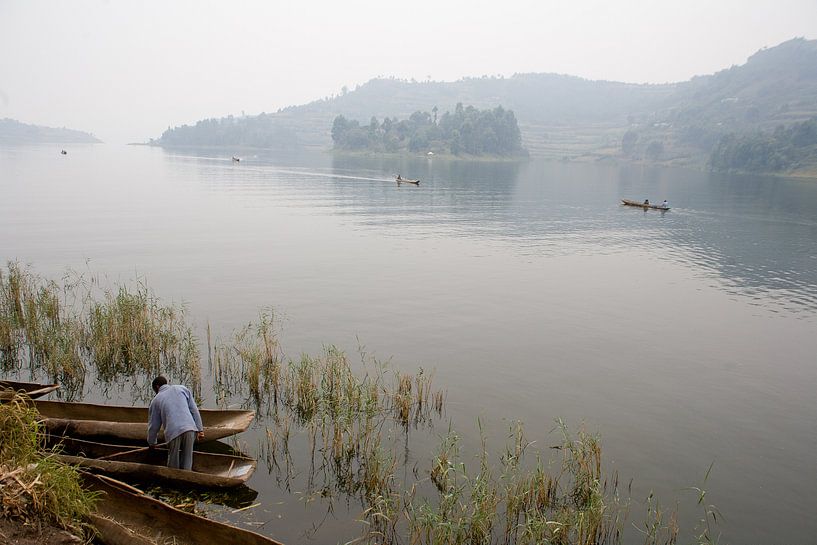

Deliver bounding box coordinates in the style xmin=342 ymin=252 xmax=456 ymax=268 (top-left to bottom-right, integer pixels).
xmin=396 ymin=175 xmax=420 ymax=185
xmin=0 ymin=380 xmax=60 ymax=400
xmin=621 ymin=199 xmax=670 ymax=210
xmin=83 ymin=473 xmax=284 ymax=545
xmin=35 ymin=400 xmax=254 ymax=442
xmin=49 ymin=436 xmax=256 ymax=488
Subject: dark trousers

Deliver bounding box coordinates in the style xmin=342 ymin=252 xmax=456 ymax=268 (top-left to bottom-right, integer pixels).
xmin=167 ymin=430 xmax=196 ymax=470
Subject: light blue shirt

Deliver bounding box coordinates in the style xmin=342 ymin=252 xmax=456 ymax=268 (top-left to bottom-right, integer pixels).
xmin=147 ymin=384 xmax=203 ymax=444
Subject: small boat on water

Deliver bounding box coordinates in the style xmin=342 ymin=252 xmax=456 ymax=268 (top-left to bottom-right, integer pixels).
xmin=35 ymin=399 xmax=255 ymax=442
xmin=232 ymin=156 xmax=241 ymax=162
xmin=48 ymin=436 xmax=256 ymax=489
xmin=0 ymin=380 xmax=60 ymax=401
xmin=396 ymin=175 xmax=420 ymax=185
xmin=621 ymin=199 xmax=670 ymax=210
xmin=83 ymin=473 xmax=284 ymax=545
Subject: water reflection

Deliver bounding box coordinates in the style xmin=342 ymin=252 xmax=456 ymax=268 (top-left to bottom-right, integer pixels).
xmin=171 ymin=148 xmax=817 ymax=315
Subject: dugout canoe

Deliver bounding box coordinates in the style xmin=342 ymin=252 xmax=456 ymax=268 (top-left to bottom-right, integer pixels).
xmin=34 ymin=399 xmax=254 ymax=442
xmin=0 ymin=380 xmax=60 ymax=400
xmin=48 ymin=436 xmax=256 ymax=488
xmin=83 ymin=473 xmax=284 ymax=545
xmin=621 ymin=199 xmax=670 ymax=210
xmin=396 ymin=175 xmax=420 ymax=185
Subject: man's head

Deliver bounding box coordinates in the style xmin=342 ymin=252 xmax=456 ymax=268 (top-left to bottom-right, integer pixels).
xmin=152 ymin=376 xmax=168 ymax=393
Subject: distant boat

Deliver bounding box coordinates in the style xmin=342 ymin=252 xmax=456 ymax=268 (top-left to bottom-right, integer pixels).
xmin=60 ymin=150 xmax=67 ymax=155
xmin=232 ymin=156 xmax=240 ymax=162
xmin=621 ymin=199 xmax=670 ymax=210
xmin=396 ymin=175 xmax=420 ymax=185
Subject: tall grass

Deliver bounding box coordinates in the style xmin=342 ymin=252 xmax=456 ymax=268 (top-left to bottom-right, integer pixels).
xmin=87 ymin=283 xmax=201 ymax=397
xmin=0 ymin=264 xmax=86 ymax=395
xmin=0 ymin=263 xmax=715 ymax=545
xmin=0 ymin=395 xmax=97 ymax=537
xmin=0 ymin=262 xmax=200 ymax=400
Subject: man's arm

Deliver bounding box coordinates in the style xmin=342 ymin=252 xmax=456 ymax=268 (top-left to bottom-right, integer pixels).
xmin=185 ymin=388 xmax=204 ymax=432
xmin=147 ymin=400 xmax=161 ymax=446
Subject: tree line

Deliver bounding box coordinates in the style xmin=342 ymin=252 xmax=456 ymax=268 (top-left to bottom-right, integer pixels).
xmin=331 ymin=103 xmax=527 ymax=156
xmin=709 ymin=117 xmax=817 ymax=172
xmin=158 ymin=113 xmax=296 ymax=148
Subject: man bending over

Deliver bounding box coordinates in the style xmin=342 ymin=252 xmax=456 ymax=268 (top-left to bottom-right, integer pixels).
xmin=147 ymin=376 xmax=204 ymax=470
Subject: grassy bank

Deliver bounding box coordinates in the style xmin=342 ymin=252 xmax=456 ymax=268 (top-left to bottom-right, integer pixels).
xmin=0 ymin=396 xmax=97 ymax=541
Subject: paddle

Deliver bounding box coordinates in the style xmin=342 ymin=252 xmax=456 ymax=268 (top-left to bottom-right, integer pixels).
xmin=97 ymin=443 xmax=167 ymax=461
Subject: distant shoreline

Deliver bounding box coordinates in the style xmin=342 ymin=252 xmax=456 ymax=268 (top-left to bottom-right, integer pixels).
xmin=329 ymin=148 xmax=530 ymax=163
xmin=117 ymin=142 xmax=817 ymax=180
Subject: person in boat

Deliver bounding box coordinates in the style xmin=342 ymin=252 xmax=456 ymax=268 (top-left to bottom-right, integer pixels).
xmin=661 ymin=199 xmax=668 ymax=208
xmin=643 ymin=199 xmax=650 ymax=205
xmin=147 ymin=376 xmax=204 ymax=470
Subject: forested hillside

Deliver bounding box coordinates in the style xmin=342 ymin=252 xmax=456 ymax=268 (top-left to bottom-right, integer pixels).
xmin=709 ymin=117 xmax=817 ymax=173
xmin=0 ymin=118 xmax=101 ymax=144
xmin=156 ymin=38 xmax=817 ymax=174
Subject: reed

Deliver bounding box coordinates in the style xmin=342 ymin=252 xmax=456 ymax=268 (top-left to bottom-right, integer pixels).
xmin=0 ymin=264 xmax=86 ymax=395
xmin=87 ymin=282 xmax=201 ymax=398
xmin=1 ymin=263 xmax=715 ymax=545
xmin=688 ymin=463 xmax=722 ymax=545
xmin=0 ymin=395 xmax=97 ymax=538
xmin=0 ymin=263 xmax=200 ymax=400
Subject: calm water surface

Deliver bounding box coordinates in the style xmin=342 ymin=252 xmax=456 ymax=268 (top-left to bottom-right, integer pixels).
xmin=2 ymin=144 xmax=816 ymax=544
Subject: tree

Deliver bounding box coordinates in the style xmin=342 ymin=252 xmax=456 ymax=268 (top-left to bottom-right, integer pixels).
xmin=646 ymin=140 xmax=664 ymax=159
xmin=331 ymin=115 xmax=351 ymax=144
xmin=622 ymin=130 xmax=638 ymax=155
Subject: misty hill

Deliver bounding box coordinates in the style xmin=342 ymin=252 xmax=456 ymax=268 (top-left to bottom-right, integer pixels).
xmin=0 ymin=118 xmax=101 ymax=144
xmin=624 ymin=37 xmax=817 ymax=170
xmin=157 ymin=75 xmax=673 ymax=153
xmin=157 ymin=38 xmax=817 ymax=172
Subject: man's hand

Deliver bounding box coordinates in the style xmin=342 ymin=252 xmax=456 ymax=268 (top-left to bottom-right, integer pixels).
xmin=197 ymin=431 xmax=205 ymax=441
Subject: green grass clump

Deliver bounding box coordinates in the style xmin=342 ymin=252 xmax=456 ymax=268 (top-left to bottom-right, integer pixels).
xmin=87 ymin=282 xmax=201 ymax=398
xmin=0 ymin=262 xmax=201 ymax=401
xmin=0 ymin=396 xmax=97 ymax=537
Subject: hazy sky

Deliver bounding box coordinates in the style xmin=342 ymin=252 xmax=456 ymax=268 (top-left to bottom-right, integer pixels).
xmin=1 ymin=0 xmax=815 ymax=143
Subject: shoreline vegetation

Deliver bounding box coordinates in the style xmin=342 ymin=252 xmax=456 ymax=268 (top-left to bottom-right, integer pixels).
xmin=1 ymin=262 xmax=720 ymax=544
xmin=0 ymin=397 xmax=97 ymax=544
xmin=330 ymin=148 xmax=530 ymax=163
xmin=331 ymin=104 xmax=528 ymax=158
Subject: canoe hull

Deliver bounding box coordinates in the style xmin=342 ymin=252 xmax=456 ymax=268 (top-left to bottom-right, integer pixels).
xmin=84 ymin=473 xmax=284 ymax=545
xmin=621 ymin=199 xmax=670 ymax=210
xmin=50 ymin=437 xmax=256 ymax=488
xmin=35 ymin=400 xmax=254 ymax=442
xmin=0 ymin=380 xmax=60 ymax=400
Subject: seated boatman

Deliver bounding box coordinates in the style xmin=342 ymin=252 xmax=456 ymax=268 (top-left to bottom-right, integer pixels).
xmin=147 ymin=376 xmax=204 ymax=470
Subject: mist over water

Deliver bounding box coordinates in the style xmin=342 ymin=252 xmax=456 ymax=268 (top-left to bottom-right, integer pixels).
xmin=2 ymin=144 xmax=816 ymax=544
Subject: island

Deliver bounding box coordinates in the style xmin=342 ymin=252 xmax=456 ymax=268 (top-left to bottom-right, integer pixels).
xmin=331 ymin=103 xmax=528 ymax=158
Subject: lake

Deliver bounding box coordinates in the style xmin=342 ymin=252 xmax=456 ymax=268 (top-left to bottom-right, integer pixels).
xmin=2 ymin=143 xmax=816 ymax=544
